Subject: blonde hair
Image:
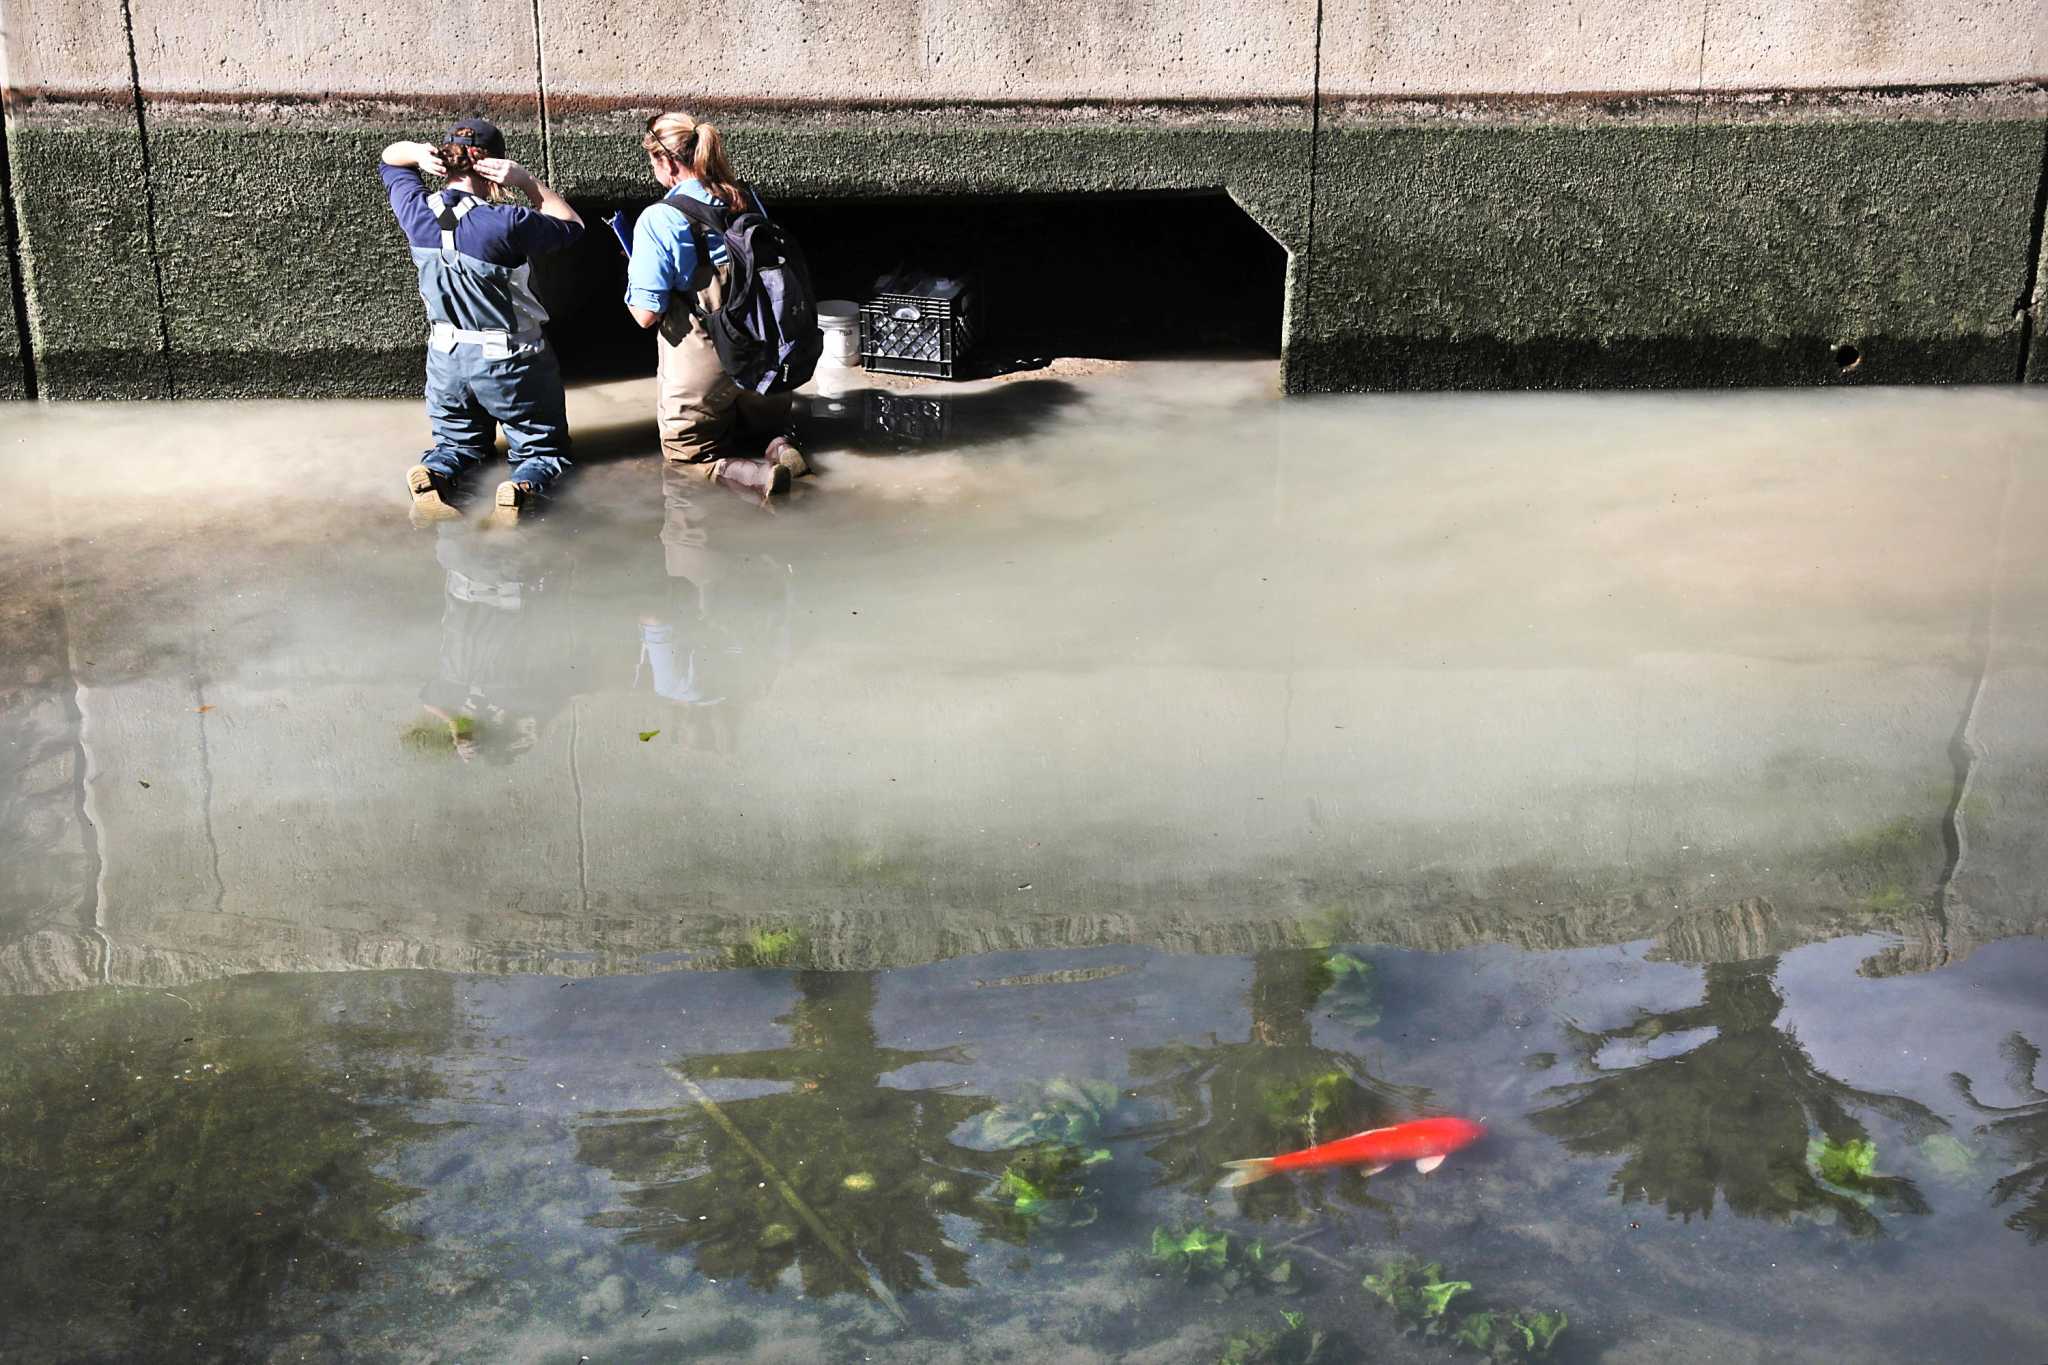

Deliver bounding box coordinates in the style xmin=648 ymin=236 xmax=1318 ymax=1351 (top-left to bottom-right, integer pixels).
xmin=642 ymin=111 xmax=750 ymax=213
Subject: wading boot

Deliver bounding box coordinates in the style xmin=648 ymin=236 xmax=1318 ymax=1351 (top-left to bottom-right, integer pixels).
xmin=766 ymin=435 xmax=809 ymax=479
xmin=407 ymin=464 xmax=462 ymax=525
xmin=712 ymin=457 xmax=791 ymax=508
xmin=480 ymin=480 xmax=530 ymax=530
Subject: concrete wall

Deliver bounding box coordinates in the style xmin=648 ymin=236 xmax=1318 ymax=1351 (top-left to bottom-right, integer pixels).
xmin=1 ymin=0 xmax=2044 ymax=396
xmin=0 ymin=207 xmax=22 ymax=398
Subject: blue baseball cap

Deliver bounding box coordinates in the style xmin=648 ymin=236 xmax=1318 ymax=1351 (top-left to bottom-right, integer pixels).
xmin=443 ymin=117 xmax=505 ymax=158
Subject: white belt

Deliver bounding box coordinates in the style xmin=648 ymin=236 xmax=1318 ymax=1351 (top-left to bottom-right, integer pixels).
xmin=430 ymin=321 xmax=543 ymax=355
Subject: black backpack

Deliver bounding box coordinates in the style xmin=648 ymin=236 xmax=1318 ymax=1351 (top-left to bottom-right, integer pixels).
xmin=664 ymin=187 xmax=822 ymax=395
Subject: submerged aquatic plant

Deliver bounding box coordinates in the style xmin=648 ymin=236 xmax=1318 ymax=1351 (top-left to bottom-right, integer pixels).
xmin=1361 ymin=1257 xmax=1469 ymax=1332
xmin=972 ymin=1078 xmax=1130 ymax=1238
xmin=1808 ymin=1136 xmax=1878 ymax=1188
xmin=1450 ymin=1309 xmax=1570 ymax=1362
xmin=1363 ymin=1257 xmax=1566 ymax=1360
xmin=1261 ymin=1070 xmax=1350 ymax=1142
xmin=1152 ymin=1222 xmax=1232 ymax=1277
xmin=1317 ymin=951 xmax=1383 ymax=1028
xmin=987 ymin=1142 xmax=1109 ymax=1232
xmin=725 ymin=926 xmax=805 ymax=968
xmin=972 ymin=1077 xmax=1126 ymax=1152
xmin=1217 ymin=1309 xmax=1328 ymax=1365
xmin=1150 ymin=1223 xmax=1302 ymax=1299
xmin=400 ymin=713 xmax=476 ymax=754
xmin=1916 ymin=1134 xmax=1978 ymax=1180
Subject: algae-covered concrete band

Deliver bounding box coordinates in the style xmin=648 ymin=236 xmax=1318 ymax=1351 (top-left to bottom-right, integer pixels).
xmin=1 ymin=0 xmax=2045 ymax=397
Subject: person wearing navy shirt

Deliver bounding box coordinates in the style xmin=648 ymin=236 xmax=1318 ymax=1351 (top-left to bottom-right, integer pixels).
xmin=380 ymin=117 xmax=584 ymax=527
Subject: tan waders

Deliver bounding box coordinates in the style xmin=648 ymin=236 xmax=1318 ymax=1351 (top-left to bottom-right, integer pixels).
xmin=656 ymin=260 xmax=801 ymax=503
xmin=407 ymin=464 xmax=463 ymax=525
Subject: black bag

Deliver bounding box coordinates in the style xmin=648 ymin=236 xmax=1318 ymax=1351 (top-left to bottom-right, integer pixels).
xmin=665 ymin=188 xmax=822 ymax=395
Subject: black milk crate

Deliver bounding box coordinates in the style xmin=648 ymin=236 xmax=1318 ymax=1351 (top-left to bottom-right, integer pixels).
xmin=859 ymin=272 xmax=980 ymax=379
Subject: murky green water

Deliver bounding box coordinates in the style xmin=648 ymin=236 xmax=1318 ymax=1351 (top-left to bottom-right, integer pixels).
xmin=2 ymin=363 xmax=2045 ymax=1361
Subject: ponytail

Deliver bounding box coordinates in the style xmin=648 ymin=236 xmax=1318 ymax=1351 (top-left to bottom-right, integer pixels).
xmin=436 ymin=142 xmax=487 ymax=176
xmin=642 ymin=111 xmax=751 ymax=213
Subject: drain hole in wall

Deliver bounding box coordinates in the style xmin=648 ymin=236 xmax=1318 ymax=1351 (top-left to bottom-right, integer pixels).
xmin=537 ymin=190 xmax=1287 ymax=381
xmin=1833 ymin=343 xmax=1862 ymax=373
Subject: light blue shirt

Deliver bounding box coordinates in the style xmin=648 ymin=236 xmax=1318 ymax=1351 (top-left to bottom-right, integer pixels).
xmin=624 ymin=178 xmax=734 ymax=315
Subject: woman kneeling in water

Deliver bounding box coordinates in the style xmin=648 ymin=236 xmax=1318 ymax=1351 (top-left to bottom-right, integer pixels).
xmin=623 ymin=111 xmax=804 ymax=503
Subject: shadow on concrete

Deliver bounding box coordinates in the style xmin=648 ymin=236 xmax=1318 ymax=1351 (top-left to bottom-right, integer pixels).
xmin=551 ymin=377 xmax=1086 ymax=467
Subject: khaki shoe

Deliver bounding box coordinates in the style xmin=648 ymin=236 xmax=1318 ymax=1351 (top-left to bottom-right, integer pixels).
xmin=480 ymin=480 xmax=528 ymax=530
xmin=407 ymin=465 xmax=462 ymax=525
xmin=766 ymin=436 xmax=809 ymax=479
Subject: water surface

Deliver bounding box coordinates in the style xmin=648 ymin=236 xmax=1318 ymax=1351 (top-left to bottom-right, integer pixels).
xmin=1 ymin=364 xmax=2044 ymax=1361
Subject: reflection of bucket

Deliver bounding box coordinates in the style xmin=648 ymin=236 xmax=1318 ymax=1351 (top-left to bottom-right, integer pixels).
xmin=813 ymin=365 xmax=857 ymax=402
xmin=817 ymin=299 xmax=861 ymax=367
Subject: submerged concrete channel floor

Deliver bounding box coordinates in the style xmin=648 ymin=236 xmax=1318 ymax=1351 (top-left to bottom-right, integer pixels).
xmin=3 ymin=361 xmax=2045 ymax=986
xmin=2 ymin=361 xmax=2048 ymax=1362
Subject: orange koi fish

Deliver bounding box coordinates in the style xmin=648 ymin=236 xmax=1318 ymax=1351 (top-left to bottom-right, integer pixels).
xmin=1220 ymin=1116 xmax=1486 ymax=1188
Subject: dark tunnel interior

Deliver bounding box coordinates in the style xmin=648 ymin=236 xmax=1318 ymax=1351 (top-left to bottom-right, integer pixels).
xmin=533 ymin=191 xmax=1289 ymax=381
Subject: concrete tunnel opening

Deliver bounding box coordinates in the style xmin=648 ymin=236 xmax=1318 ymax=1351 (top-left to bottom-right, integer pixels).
xmin=532 ymin=190 xmax=1288 ymax=382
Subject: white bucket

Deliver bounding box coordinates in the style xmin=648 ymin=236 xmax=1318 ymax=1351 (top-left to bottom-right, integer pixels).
xmin=817 ymin=299 xmax=861 ymax=368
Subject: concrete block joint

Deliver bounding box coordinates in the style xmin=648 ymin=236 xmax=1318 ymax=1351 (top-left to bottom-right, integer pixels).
xmin=1 ymin=0 xmax=2045 ymax=397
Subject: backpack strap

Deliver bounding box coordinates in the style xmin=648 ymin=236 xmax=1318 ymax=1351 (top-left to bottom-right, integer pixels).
xmin=662 ymin=192 xmax=731 ymax=317
xmin=426 ymin=191 xmax=478 ymax=261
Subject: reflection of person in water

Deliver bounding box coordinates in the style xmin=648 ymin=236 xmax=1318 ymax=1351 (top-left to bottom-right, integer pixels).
xmin=633 ymin=462 xmax=793 ymax=754
xmin=419 ymin=524 xmax=577 ymax=763
xmin=1533 ymin=957 xmax=1940 ymax=1235
xmin=1133 ymin=949 xmax=1427 ymax=1223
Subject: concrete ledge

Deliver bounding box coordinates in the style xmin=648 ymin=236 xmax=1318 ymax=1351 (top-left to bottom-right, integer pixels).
xmin=0 ymin=232 xmax=23 ymax=398
xmin=157 ymin=348 xmax=424 ymax=400
xmin=1291 ymin=333 xmax=2024 ymax=392
xmin=2 ymin=95 xmax=2043 ymax=396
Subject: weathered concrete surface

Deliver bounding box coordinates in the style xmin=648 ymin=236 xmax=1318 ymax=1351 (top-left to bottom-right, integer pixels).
xmin=537 ymin=0 xmax=1318 ymax=102
xmin=1 ymin=368 xmax=2042 ymax=993
xmin=1698 ymin=0 xmax=2044 ymax=90
xmin=1301 ymin=97 xmax=2047 ymax=390
xmin=143 ymin=118 xmax=544 ymax=398
xmin=2031 ymin=149 xmax=2048 ymax=384
xmin=0 ymin=205 xmax=22 ymax=398
xmin=1320 ymin=0 xmax=2043 ymax=96
xmin=126 ymin=0 xmax=540 ymax=101
xmin=0 ymin=0 xmax=168 ymax=396
xmin=124 ymin=0 xmax=545 ymax=397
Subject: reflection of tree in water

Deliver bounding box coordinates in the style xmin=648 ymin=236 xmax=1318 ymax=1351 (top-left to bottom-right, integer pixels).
xmin=1952 ymin=1033 xmax=2048 ymax=1244
xmin=1133 ymin=949 xmax=1429 ymax=1223
xmin=1532 ymin=958 xmax=1938 ymax=1235
xmin=0 ymin=973 xmax=458 ymax=1360
xmin=577 ymin=971 xmax=1003 ymax=1299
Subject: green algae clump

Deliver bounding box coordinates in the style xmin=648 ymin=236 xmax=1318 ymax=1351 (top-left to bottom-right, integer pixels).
xmin=1217 ymin=1308 xmax=1327 ymax=1365
xmin=1364 ymin=1256 xmax=1566 ymax=1360
xmin=1151 ymin=1224 xmax=1301 ymax=1300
